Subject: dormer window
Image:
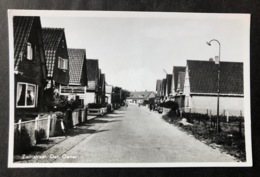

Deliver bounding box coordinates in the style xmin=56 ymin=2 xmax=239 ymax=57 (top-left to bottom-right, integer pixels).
xmin=26 ymin=42 xmax=33 ymax=60
xmin=58 ymin=57 xmax=68 ymax=70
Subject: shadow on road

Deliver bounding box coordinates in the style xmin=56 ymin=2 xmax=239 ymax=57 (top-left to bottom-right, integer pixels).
xmin=67 ymin=128 xmax=109 ymax=137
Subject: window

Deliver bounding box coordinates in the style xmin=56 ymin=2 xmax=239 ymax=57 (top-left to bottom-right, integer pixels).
xmin=17 ymin=83 xmax=37 ymax=108
xmin=27 ymin=42 xmax=33 ymax=60
xmin=58 ymin=57 xmax=68 ymax=70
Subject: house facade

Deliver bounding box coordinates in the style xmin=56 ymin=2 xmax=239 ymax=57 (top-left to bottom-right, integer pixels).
xmin=14 ymin=16 xmax=47 ymax=120
xmin=175 ymin=71 xmax=186 ymax=107
xmin=105 ymin=85 xmax=113 ymax=104
xmin=60 ymin=48 xmax=88 ymax=107
xmin=171 ymin=66 xmax=186 ymax=96
xmin=183 ymin=60 xmax=244 ymax=116
xmin=42 ymin=28 xmax=69 ymax=87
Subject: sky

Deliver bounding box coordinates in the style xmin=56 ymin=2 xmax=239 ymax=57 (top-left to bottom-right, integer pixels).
xmin=40 ymin=12 xmax=250 ymax=92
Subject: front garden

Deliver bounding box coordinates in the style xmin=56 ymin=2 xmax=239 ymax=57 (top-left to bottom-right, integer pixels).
xmin=160 ymin=101 xmax=246 ymax=162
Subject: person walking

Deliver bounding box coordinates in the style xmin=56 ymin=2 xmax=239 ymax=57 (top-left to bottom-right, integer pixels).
xmin=60 ymin=119 xmax=67 ymax=137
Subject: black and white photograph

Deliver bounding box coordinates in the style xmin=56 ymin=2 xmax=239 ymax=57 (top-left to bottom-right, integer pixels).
xmin=8 ymin=10 xmax=251 ymax=167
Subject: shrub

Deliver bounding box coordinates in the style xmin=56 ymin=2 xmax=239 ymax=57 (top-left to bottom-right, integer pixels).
xmin=160 ymin=101 xmax=179 ymax=110
xmin=14 ymin=127 xmax=32 ymax=155
xmin=35 ymin=128 xmax=46 ymax=144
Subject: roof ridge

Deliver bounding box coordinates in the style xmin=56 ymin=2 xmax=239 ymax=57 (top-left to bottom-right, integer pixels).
xmin=42 ymin=27 xmax=64 ymax=30
xmin=187 ymin=59 xmax=243 ymax=64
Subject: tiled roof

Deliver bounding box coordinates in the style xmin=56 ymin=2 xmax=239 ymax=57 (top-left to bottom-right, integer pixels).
xmin=172 ymin=66 xmax=186 ymax=92
xmin=187 ymin=60 xmax=243 ymax=94
xmin=68 ymin=48 xmax=86 ymax=85
xmin=87 ymin=59 xmax=99 ymax=81
xmin=13 ymin=17 xmax=35 ymax=70
xmin=42 ymin=28 xmax=64 ymax=77
xmin=177 ymin=72 xmax=185 ymax=92
xmin=128 ymin=91 xmax=156 ymax=99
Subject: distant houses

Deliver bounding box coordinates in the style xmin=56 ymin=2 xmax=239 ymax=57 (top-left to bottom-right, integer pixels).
xmin=155 ymin=60 xmax=244 ymax=116
xmin=126 ymin=91 xmax=156 ymax=104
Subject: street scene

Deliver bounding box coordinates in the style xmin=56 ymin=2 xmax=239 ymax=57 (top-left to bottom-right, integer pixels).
xmin=15 ymin=104 xmax=236 ymax=163
xmin=9 ymin=11 xmax=251 ymax=166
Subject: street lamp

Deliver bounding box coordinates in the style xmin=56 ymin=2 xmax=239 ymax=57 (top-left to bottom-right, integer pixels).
xmin=206 ymin=39 xmax=221 ymax=133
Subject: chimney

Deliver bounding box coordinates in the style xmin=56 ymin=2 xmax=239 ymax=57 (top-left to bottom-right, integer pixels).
xmin=215 ymin=56 xmax=220 ymax=64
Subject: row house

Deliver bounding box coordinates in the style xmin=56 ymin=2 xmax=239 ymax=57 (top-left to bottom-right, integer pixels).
xmin=86 ymin=59 xmax=99 ymax=104
xmin=156 ymin=80 xmax=162 ymax=97
xmin=14 ymin=16 xmax=113 ymax=122
xmin=60 ymin=48 xmax=88 ymax=107
xmin=171 ymin=66 xmax=186 ymax=96
xmin=171 ymin=66 xmax=186 ymax=106
xmin=183 ymin=60 xmax=243 ymax=116
xmin=14 ymin=16 xmax=47 ymax=121
xmin=99 ymin=73 xmax=106 ymax=104
xmin=105 ymin=85 xmax=113 ymax=105
xmin=42 ymin=28 xmax=69 ymax=89
xmin=166 ymin=74 xmax=172 ymax=97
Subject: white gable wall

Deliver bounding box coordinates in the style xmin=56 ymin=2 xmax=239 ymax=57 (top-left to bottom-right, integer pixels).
xmin=190 ymin=95 xmax=244 ymax=116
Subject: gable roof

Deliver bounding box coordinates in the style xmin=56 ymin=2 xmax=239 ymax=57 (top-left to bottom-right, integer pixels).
xmin=42 ymin=28 xmax=65 ymax=77
xmin=177 ymin=72 xmax=185 ymax=92
xmin=162 ymin=79 xmax=167 ymax=95
xmin=127 ymin=91 xmax=156 ymax=100
xmin=172 ymin=66 xmax=186 ymax=92
xmin=187 ymin=60 xmax=243 ymax=94
xmin=166 ymin=74 xmax=172 ymax=95
xmin=68 ymin=48 xmax=86 ymax=85
xmin=86 ymin=59 xmax=99 ymax=90
xmin=13 ymin=17 xmax=36 ymax=70
xmin=87 ymin=59 xmax=99 ymax=81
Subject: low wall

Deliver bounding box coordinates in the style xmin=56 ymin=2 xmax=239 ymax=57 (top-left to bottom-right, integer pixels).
xmin=14 ymin=113 xmax=57 ymax=146
xmin=71 ymin=108 xmax=86 ymax=126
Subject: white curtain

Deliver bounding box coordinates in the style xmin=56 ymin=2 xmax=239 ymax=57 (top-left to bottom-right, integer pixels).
xmin=16 ymin=83 xmax=23 ymax=104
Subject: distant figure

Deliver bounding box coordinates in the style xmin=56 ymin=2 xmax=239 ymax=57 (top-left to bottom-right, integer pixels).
xmin=60 ymin=119 xmax=67 ymax=137
xmin=125 ymin=102 xmax=128 ymax=109
xmin=149 ymin=103 xmax=153 ymax=111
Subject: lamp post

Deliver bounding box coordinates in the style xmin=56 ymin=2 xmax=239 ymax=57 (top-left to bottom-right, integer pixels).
xmin=206 ymin=39 xmax=221 ymax=133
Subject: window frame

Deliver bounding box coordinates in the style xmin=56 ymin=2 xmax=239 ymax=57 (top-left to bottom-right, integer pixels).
xmin=58 ymin=57 xmax=68 ymax=70
xmin=26 ymin=42 xmax=33 ymax=60
xmin=16 ymin=82 xmax=38 ymax=108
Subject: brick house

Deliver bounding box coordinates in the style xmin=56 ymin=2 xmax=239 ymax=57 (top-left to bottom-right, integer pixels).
xmin=13 ymin=16 xmax=47 ymax=121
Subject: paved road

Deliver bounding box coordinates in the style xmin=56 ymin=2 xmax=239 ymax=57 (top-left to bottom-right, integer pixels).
xmin=45 ymin=104 xmax=236 ymax=163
